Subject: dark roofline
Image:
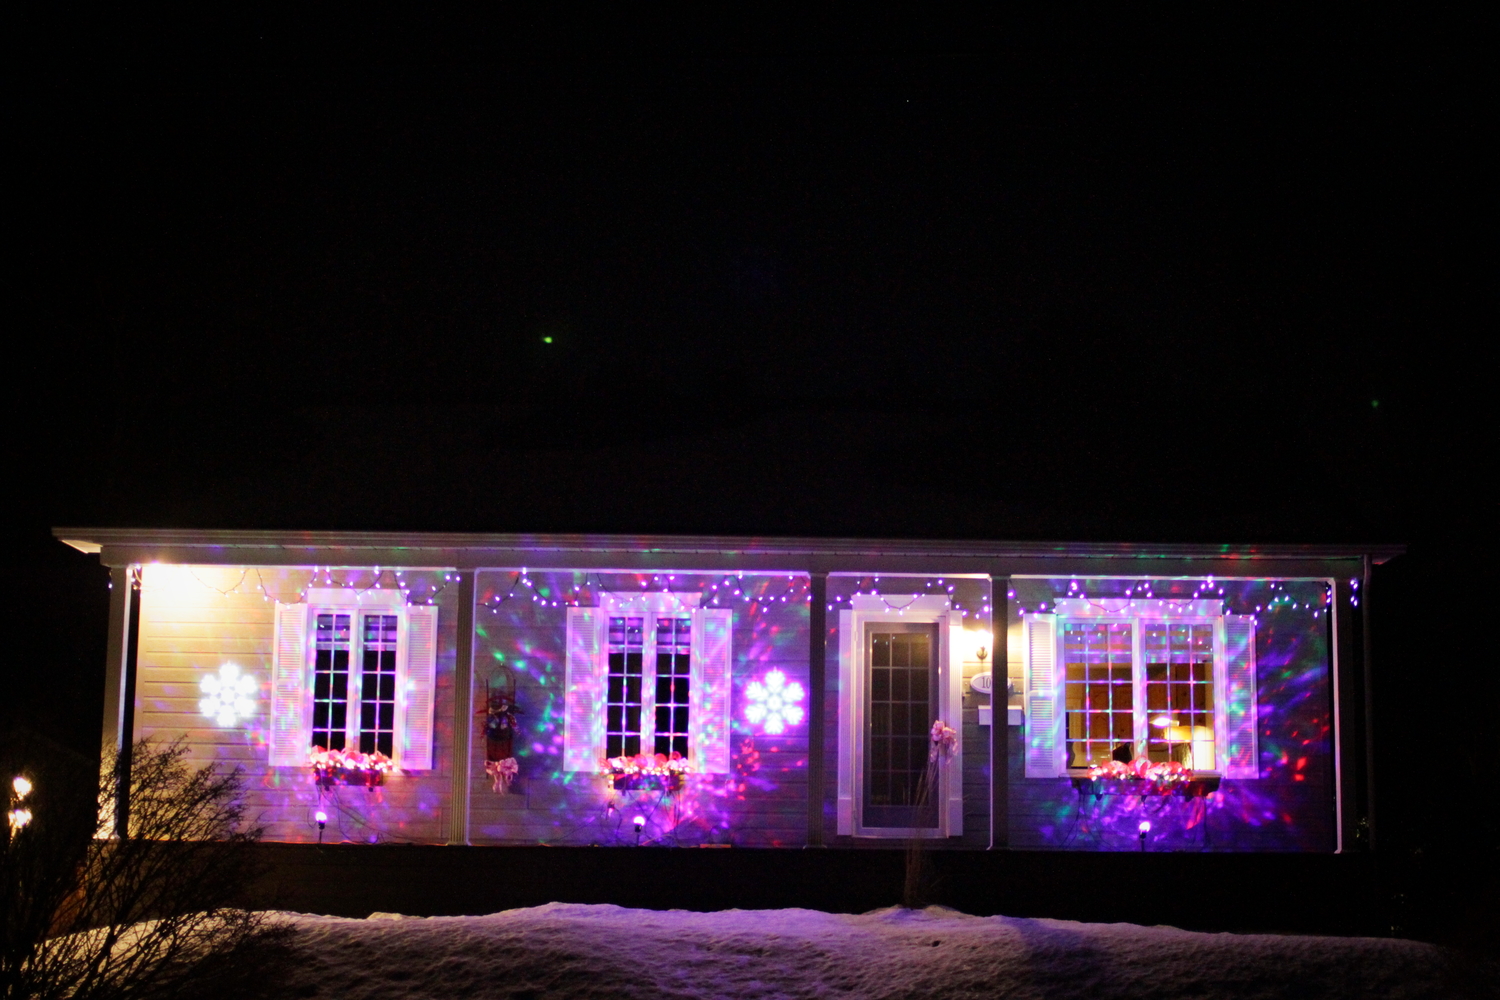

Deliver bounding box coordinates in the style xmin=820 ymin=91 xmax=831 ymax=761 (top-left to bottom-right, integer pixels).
xmin=54 ymin=527 xmax=1405 ymax=567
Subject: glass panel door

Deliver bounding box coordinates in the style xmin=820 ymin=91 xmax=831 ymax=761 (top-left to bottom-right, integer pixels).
xmin=863 ymin=622 xmax=939 ymax=829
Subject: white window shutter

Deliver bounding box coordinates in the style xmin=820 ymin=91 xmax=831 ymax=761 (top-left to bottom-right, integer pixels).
xmin=564 ymin=607 xmax=604 ymax=772
xmin=692 ymin=608 xmax=734 ymax=774
xmin=400 ymin=605 xmax=439 ymax=771
xmin=1023 ymin=613 xmax=1063 ymax=778
xmin=1223 ymin=614 xmax=1259 ymax=779
xmin=270 ymin=602 xmax=310 ymax=766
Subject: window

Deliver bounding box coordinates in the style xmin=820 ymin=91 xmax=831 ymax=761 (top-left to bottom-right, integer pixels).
xmin=310 ymin=612 xmax=400 ymax=756
xmin=1022 ymin=599 xmax=1258 ymax=779
xmin=270 ymin=590 xmax=438 ymax=769
xmin=865 ymin=623 xmax=939 ymax=829
xmin=564 ymin=594 xmax=732 ymax=774
xmin=836 ymin=595 xmax=964 ymax=838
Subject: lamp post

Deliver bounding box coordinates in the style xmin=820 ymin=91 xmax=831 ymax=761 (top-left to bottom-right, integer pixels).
xmin=8 ymin=775 xmax=34 ymax=836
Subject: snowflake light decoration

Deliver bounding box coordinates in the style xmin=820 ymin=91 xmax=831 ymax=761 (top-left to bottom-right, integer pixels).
xmin=199 ymin=662 xmax=256 ymax=726
xmin=744 ymin=670 xmax=805 ymax=734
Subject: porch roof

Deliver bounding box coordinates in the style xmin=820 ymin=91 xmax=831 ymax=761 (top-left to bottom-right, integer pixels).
xmin=54 ymin=528 xmax=1404 ymax=577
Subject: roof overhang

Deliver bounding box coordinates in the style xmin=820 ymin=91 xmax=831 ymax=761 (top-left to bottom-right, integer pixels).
xmin=53 ymin=528 xmax=1405 ymax=577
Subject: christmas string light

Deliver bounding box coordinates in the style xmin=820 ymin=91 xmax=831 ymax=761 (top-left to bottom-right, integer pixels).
xmin=1010 ymin=578 xmax=1333 ymax=623
xmin=478 ymin=571 xmax=814 ymax=613
xmin=143 ymin=565 xmax=454 ymax=606
xmin=825 ymin=576 xmax=991 ymax=620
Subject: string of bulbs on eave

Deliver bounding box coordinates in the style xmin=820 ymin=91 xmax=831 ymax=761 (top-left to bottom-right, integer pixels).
xmin=1008 ymin=578 xmax=1343 ymax=622
xmin=479 ymin=571 xmax=814 ymax=613
xmin=143 ymin=565 xmax=455 ymax=606
xmin=827 ymin=577 xmax=992 ymax=619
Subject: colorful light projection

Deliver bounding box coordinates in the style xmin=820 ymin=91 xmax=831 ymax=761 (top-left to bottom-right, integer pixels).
xmin=744 ymin=670 xmax=805 ymax=734
xmin=198 ymin=662 xmax=256 ymax=726
xmin=1011 ymin=575 xmax=1337 ymax=852
xmin=469 ymin=570 xmax=812 ymax=847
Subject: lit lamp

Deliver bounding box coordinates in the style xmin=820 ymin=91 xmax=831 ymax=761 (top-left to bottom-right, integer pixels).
xmin=1149 ymin=717 xmax=1216 ymax=770
xmin=970 ymin=631 xmax=992 ymax=664
xmin=9 ymin=775 xmax=33 ymax=833
xmin=315 ymin=809 xmax=328 ymax=845
xmin=633 ymin=814 xmax=646 ymax=846
xmin=1138 ymin=819 xmax=1151 ymax=851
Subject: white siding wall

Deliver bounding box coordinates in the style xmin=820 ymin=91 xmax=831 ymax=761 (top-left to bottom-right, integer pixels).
xmin=134 ymin=565 xmax=453 ymax=844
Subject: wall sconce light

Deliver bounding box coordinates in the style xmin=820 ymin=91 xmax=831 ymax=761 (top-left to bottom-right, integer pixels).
xmin=969 ymin=630 xmax=992 ymax=664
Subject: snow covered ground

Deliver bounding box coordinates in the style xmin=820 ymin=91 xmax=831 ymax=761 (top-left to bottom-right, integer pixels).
xmin=259 ymin=903 xmax=1492 ymax=1000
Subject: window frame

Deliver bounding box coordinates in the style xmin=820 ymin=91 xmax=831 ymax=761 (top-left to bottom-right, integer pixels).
xmin=1033 ymin=598 xmax=1233 ymax=777
xmin=308 ymin=606 xmax=403 ymax=758
xmin=836 ymin=595 xmax=964 ymax=839
xmin=564 ymin=592 xmax=735 ymax=776
xmin=270 ymin=589 xmax=438 ymax=771
xmin=601 ymin=602 xmax=695 ymax=760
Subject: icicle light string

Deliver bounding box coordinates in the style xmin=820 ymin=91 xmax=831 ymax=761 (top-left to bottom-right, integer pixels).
xmin=146 ymin=565 xmax=454 ymax=606
xmin=1010 ymin=580 xmax=1336 ymax=621
xmin=480 ymin=571 xmax=813 ymax=613
xmin=826 ymin=577 xmax=991 ymax=619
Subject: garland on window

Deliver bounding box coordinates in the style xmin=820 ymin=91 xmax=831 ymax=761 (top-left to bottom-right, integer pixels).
xmin=309 ymin=747 xmax=393 ymax=790
xmin=1084 ymin=758 xmax=1192 ymax=786
xmin=602 ymin=752 xmax=691 ymax=790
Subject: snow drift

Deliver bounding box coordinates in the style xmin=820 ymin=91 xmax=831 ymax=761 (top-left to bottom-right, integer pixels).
xmin=253 ymin=903 xmax=1488 ymax=1000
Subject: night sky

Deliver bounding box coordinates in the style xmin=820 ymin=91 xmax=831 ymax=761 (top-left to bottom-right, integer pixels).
xmin=7 ymin=12 xmax=1487 ymax=863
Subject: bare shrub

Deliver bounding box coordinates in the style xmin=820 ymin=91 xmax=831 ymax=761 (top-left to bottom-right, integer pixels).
xmin=3 ymin=738 xmax=288 ymax=1000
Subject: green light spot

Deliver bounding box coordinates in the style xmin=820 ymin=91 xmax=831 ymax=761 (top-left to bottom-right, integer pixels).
xmin=1370 ymin=399 xmax=1379 ymax=408
xmin=542 ymin=336 xmax=554 ymax=344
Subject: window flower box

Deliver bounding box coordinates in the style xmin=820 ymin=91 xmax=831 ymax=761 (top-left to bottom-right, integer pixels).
xmin=309 ymin=747 xmax=393 ymax=791
xmin=1071 ymin=759 xmax=1220 ymax=798
xmin=603 ymin=752 xmax=690 ymax=793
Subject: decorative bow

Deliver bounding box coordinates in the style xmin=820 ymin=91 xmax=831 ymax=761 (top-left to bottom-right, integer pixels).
xmin=485 ymin=757 xmax=519 ymax=793
xmin=929 ymin=720 xmax=959 ymax=762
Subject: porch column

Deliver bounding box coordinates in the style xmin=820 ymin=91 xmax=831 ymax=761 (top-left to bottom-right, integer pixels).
xmin=990 ymin=574 xmax=1009 ymax=848
xmin=807 ymin=572 xmax=828 ymax=846
xmin=100 ymin=564 xmax=140 ymax=837
xmin=448 ymin=571 xmax=476 ymax=845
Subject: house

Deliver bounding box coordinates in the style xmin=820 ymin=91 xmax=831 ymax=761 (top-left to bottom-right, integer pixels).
xmin=57 ymin=529 xmax=1399 ymax=853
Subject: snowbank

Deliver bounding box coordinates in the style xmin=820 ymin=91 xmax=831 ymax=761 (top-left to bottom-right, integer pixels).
xmin=259 ymin=903 xmax=1485 ymax=1000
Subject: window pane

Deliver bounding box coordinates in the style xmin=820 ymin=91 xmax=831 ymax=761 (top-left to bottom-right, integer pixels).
xmin=864 ymin=624 xmax=938 ymax=828
xmin=1143 ymin=622 xmax=1217 ymax=769
xmin=1063 ymin=622 xmax=1135 ymax=769
xmin=313 ymin=613 xmax=353 ymax=751
xmin=356 ymin=614 xmax=398 ymax=760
